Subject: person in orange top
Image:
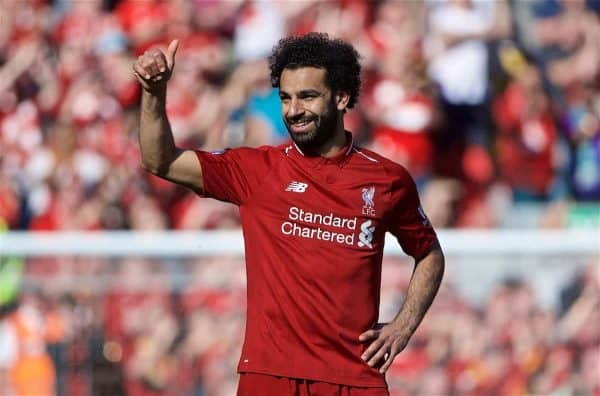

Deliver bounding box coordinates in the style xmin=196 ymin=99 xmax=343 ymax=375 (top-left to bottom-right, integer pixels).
xmin=5 ymin=297 xmax=56 ymax=396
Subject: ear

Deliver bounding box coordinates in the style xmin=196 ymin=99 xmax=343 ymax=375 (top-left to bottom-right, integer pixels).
xmin=335 ymin=91 xmax=350 ymax=111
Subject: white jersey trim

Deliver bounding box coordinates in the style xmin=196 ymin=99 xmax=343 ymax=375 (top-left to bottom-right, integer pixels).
xmin=293 ymin=142 xmax=305 ymax=156
xmin=352 ymin=148 xmax=379 ymax=163
xmin=344 ymin=140 xmax=354 ymax=156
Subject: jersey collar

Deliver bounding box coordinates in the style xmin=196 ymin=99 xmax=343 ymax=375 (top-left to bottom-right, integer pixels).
xmin=291 ymin=131 xmax=354 ymax=167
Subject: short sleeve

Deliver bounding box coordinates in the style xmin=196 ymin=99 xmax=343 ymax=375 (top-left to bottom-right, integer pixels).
xmin=194 ymin=147 xmax=272 ymax=206
xmin=387 ymin=165 xmax=437 ymax=259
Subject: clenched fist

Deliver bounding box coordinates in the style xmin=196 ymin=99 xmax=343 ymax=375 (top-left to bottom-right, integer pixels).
xmin=133 ymin=39 xmax=179 ymax=94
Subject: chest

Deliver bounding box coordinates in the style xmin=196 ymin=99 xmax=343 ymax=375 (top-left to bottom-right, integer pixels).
xmin=243 ymin=160 xmax=391 ymax=250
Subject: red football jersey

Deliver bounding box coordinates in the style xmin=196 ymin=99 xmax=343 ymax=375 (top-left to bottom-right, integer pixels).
xmin=194 ymin=132 xmax=437 ymax=387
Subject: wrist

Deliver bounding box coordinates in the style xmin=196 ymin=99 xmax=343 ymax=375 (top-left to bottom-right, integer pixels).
xmin=141 ymin=89 xmax=167 ymax=116
xmin=391 ymin=315 xmax=417 ymax=335
xmin=142 ymin=86 xmax=167 ymax=101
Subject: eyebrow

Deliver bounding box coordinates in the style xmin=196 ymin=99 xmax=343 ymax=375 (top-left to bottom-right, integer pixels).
xmin=299 ymin=89 xmax=321 ymax=96
xmin=279 ymin=89 xmax=322 ymax=97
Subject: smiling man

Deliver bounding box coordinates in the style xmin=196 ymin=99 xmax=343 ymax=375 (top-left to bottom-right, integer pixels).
xmin=134 ymin=32 xmax=444 ymax=396
xmin=279 ymin=66 xmax=338 ymax=148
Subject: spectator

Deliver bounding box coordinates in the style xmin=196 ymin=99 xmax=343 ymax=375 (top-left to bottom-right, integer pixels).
xmin=493 ymin=62 xmax=559 ymax=201
xmin=0 ymin=2 xmax=598 ymax=394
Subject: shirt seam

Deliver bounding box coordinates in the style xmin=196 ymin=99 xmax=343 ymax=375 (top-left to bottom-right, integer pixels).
xmin=382 ymin=162 xmax=395 ymax=232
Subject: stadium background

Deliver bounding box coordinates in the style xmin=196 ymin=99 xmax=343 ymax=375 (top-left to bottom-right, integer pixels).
xmin=0 ymin=0 xmax=598 ymax=395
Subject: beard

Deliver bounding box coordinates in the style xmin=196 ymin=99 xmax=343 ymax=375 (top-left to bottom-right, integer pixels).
xmin=284 ymin=101 xmax=338 ymax=152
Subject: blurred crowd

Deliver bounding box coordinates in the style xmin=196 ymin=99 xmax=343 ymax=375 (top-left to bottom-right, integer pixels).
xmin=0 ymin=0 xmax=599 ymax=232
xmin=384 ymin=259 xmax=599 ymax=396
xmin=1 ymin=1 xmax=599 ymax=396
xmin=0 ymin=257 xmax=598 ymax=396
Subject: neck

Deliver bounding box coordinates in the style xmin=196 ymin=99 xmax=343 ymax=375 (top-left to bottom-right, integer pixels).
xmin=309 ymin=116 xmax=347 ymax=158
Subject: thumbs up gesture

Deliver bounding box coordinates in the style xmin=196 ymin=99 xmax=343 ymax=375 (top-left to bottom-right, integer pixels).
xmin=133 ymin=39 xmax=179 ymax=94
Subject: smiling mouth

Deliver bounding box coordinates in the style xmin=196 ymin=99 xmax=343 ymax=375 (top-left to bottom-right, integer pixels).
xmin=289 ymin=118 xmax=315 ymax=133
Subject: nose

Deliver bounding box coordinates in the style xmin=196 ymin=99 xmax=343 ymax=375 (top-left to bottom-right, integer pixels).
xmin=286 ymin=98 xmax=304 ymax=119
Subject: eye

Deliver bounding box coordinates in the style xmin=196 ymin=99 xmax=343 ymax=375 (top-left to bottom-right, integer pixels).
xmin=300 ymin=94 xmax=317 ymax=101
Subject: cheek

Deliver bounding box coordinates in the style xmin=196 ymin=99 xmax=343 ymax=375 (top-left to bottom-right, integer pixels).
xmin=311 ymin=102 xmax=328 ymax=116
xmin=318 ymin=102 xmax=335 ymax=119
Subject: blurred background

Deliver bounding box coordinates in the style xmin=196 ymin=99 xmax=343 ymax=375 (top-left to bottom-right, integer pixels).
xmin=0 ymin=0 xmax=598 ymax=395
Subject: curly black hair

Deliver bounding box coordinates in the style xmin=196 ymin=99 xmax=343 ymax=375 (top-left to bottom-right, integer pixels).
xmin=269 ymin=32 xmax=362 ymax=109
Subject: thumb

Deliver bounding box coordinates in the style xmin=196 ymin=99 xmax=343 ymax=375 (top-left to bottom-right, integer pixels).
xmin=166 ymin=39 xmax=179 ymax=70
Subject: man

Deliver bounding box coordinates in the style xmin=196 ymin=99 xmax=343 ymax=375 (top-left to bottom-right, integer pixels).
xmin=133 ymin=33 xmax=444 ymax=396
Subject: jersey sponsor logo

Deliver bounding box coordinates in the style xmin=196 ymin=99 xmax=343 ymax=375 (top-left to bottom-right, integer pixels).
xmin=287 ymin=206 xmax=357 ymax=229
xmin=362 ymin=186 xmax=376 ymax=216
xmin=357 ymin=220 xmax=375 ymax=249
xmin=285 ymin=181 xmax=308 ymax=193
xmin=280 ymin=206 xmax=377 ymax=249
xmin=281 ymin=206 xmax=357 ymax=245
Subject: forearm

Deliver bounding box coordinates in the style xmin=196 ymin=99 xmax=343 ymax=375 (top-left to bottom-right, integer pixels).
xmin=139 ymin=90 xmax=179 ymax=174
xmin=0 ymin=41 xmax=38 ymax=93
xmin=392 ymin=244 xmax=445 ymax=335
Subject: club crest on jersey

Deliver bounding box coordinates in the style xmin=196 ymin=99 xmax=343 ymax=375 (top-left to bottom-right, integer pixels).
xmin=286 ymin=181 xmax=308 ymax=193
xmin=361 ymin=186 xmax=376 ymax=216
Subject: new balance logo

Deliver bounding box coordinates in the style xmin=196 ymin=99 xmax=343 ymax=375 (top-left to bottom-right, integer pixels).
xmin=285 ymin=181 xmax=308 ymax=193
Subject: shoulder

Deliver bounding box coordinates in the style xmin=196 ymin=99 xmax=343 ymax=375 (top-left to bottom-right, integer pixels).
xmin=351 ymin=146 xmax=414 ymax=184
xmin=196 ymin=145 xmax=286 ymax=173
xmin=246 ymin=143 xmax=289 ymax=155
xmin=219 ymin=144 xmax=285 ymax=160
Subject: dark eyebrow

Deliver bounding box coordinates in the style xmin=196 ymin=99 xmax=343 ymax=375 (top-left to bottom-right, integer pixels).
xmin=279 ymin=89 xmax=322 ymax=98
xmin=298 ymin=89 xmax=321 ymax=96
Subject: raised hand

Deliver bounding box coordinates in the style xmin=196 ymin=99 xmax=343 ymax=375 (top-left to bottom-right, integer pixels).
xmin=133 ymin=39 xmax=179 ymax=94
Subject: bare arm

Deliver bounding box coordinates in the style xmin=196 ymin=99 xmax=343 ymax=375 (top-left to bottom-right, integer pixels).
xmin=359 ymin=241 xmax=445 ymax=373
xmin=392 ymin=242 xmax=444 ymax=332
xmin=133 ymin=40 xmax=203 ymax=192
